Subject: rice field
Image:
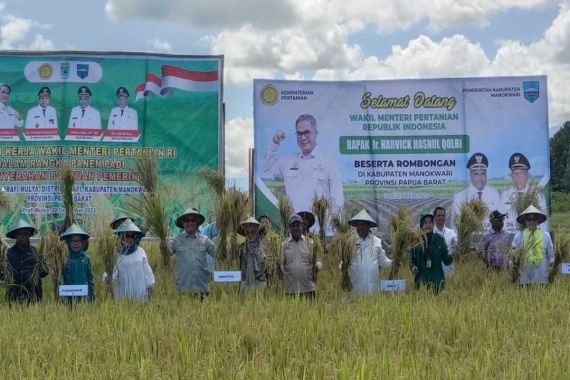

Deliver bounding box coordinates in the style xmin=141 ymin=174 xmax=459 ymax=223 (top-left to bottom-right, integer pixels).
xmin=2 ymin=236 xmax=570 ymax=379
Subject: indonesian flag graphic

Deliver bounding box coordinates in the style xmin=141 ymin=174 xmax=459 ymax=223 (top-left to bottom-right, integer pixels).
xmin=135 ymin=73 xmax=162 ymax=101
xmin=135 ymin=65 xmax=219 ymax=101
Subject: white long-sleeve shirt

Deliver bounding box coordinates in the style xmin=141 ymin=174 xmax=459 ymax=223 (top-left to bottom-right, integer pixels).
xmin=103 ymin=247 xmax=155 ymax=301
xmin=107 ymin=106 xmax=138 ymax=130
xmin=349 ymin=234 xmax=392 ymax=295
xmin=263 ymin=142 xmax=344 ymax=213
xmin=434 ymin=225 xmax=458 ymax=277
xmin=0 ymin=103 xmax=23 ymax=129
xmin=67 ymin=105 xmax=101 ymax=130
xmin=25 ymin=105 xmax=58 ymax=129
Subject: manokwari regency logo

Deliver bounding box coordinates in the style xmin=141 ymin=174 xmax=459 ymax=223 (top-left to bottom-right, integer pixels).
xmin=523 ymin=81 xmax=539 ymax=103
xmin=260 ymin=84 xmax=279 ymax=106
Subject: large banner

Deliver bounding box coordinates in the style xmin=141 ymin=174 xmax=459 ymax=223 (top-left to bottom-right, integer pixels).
xmin=0 ymin=52 xmax=222 ymax=232
xmin=254 ymin=76 xmax=550 ymax=234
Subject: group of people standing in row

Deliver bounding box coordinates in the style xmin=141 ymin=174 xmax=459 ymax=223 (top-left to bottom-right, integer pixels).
xmin=0 ymin=215 xmax=154 ymax=305
xmin=0 ymin=201 xmax=553 ymax=304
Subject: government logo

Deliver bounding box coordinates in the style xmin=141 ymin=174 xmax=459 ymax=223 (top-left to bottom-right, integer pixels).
xmin=38 ymin=63 xmax=53 ymax=80
xmin=60 ymin=62 xmax=70 ymax=79
xmin=77 ymin=64 xmax=89 ymax=80
xmin=523 ymin=81 xmax=539 ymax=103
xmin=260 ymin=84 xmax=279 ymax=106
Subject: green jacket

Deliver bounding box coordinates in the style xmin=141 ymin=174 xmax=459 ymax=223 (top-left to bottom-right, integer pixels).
xmin=410 ymin=232 xmax=453 ymax=294
xmin=61 ymin=250 xmax=95 ymax=302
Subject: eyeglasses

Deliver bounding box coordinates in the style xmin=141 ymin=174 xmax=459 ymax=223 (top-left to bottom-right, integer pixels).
xmin=295 ymin=130 xmax=312 ymax=139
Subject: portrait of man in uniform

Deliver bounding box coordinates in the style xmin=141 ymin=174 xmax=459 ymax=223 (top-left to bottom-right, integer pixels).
xmin=500 ymin=152 xmax=548 ymax=233
xmin=25 ymin=87 xmax=58 ymax=129
xmin=452 ymin=152 xmax=500 ymax=220
xmin=67 ymin=86 xmax=101 ymax=130
xmin=107 ymin=87 xmax=138 ymax=131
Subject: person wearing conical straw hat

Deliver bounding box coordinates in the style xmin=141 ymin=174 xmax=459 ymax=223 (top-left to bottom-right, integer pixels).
xmin=172 ymin=207 xmax=214 ymax=299
xmin=511 ymin=205 xmax=553 ymax=285
xmin=281 ymin=214 xmax=322 ymax=299
xmin=237 ymin=216 xmax=266 ymax=294
xmin=410 ymin=211 xmax=453 ymax=294
xmin=60 ymin=224 xmax=95 ymax=302
xmin=347 ymin=209 xmax=392 ymax=295
xmin=104 ymin=219 xmax=155 ymax=301
xmin=4 ymin=219 xmax=48 ymax=304
xmin=297 ymin=210 xmax=315 ymax=236
xmin=110 ymin=213 xmax=147 ymax=244
xmin=109 ymin=213 xmax=133 ymax=230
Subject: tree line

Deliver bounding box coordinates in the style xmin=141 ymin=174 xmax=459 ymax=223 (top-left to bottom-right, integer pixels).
xmin=550 ymin=121 xmax=570 ymax=192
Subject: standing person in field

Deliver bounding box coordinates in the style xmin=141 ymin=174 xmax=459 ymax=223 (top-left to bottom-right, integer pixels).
xmin=263 ymin=114 xmax=344 ymax=215
xmin=281 ymin=214 xmax=322 ymax=299
xmin=171 ymin=208 xmax=215 ymax=299
xmin=237 ymin=217 xmax=266 ymax=294
xmin=433 ymin=207 xmax=458 ymax=278
xmin=110 ymin=213 xmax=147 ymax=245
xmin=109 ymin=213 xmax=134 ymax=230
xmin=410 ymin=211 xmax=453 ymax=294
xmin=104 ymin=219 xmax=155 ymax=301
xmin=346 ymin=209 xmax=392 ymax=295
xmin=3 ymin=220 xmax=48 ymax=304
xmin=477 ymin=210 xmax=511 ymax=270
xmin=0 ymin=83 xmax=23 ymax=129
xmin=511 ymin=205 xmax=553 ymax=285
xmin=60 ymin=224 xmax=95 ymax=302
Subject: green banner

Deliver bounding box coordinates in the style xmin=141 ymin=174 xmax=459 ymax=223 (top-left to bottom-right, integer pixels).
xmin=0 ymin=52 xmax=222 ymax=232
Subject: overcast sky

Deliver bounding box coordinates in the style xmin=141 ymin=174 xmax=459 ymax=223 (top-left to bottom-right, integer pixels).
xmin=1 ymin=0 xmax=568 ymax=179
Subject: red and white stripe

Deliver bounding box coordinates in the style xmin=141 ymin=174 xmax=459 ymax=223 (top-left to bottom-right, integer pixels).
xmin=135 ymin=73 xmax=162 ymax=101
xmin=160 ymin=65 xmax=219 ymax=94
xmin=135 ymin=65 xmax=219 ymax=101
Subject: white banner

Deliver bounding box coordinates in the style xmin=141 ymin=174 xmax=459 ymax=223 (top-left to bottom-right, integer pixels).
xmin=254 ymin=76 xmax=550 ymax=234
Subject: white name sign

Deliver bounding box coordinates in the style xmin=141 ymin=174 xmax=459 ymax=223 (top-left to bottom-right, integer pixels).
xmin=213 ymin=271 xmax=242 ymax=283
xmin=561 ymin=263 xmax=570 ymax=275
xmin=380 ymin=279 xmax=406 ymax=292
xmin=58 ymin=285 xmax=88 ymax=297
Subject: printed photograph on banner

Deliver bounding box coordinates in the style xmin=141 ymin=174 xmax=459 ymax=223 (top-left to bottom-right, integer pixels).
xmin=0 ymin=82 xmax=23 ymax=141
xmin=102 ymin=86 xmax=140 ymax=143
xmin=253 ymin=77 xmax=550 ymax=236
xmin=0 ymin=52 xmax=222 ymax=232
xmin=23 ymin=86 xmax=61 ymax=142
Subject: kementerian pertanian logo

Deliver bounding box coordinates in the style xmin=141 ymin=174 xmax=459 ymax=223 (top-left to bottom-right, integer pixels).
xmin=260 ymin=84 xmax=279 ymax=106
xmin=38 ymin=63 xmax=53 ymax=80
xmin=523 ymin=81 xmax=539 ymax=103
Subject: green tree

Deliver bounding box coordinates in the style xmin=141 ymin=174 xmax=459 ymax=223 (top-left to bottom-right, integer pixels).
xmin=550 ymin=121 xmax=570 ymax=192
